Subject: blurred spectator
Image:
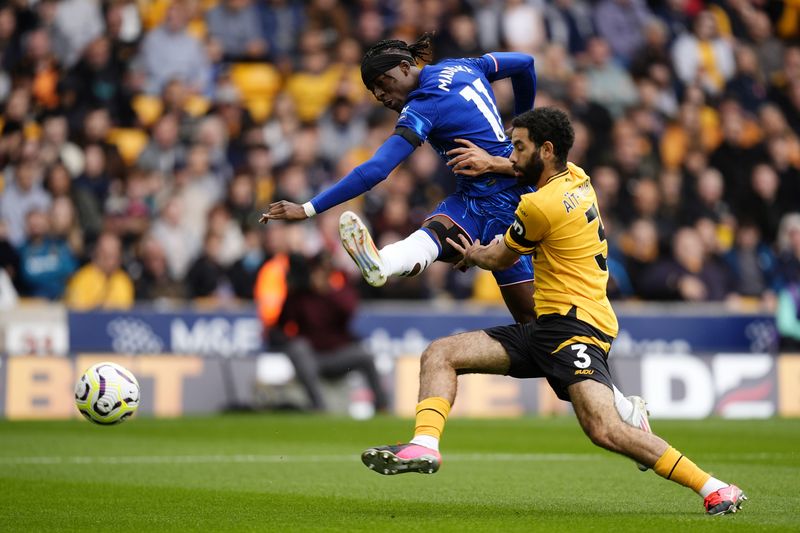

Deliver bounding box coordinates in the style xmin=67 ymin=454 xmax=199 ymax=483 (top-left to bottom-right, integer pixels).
xmin=776 ymin=282 xmax=800 ymax=351
xmin=131 ymin=234 xmax=185 ymax=302
xmin=80 ymin=108 xmax=127 ymax=180
xmin=1 ymin=159 xmax=51 ymax=247
xmin=206 ymin=0 xmax=266 ymax=61
xmin=0 ymin=220 xmax=20 ymax=292
xmin=593 ymin=0 xmax=652 ymax=65
xmin=14 ymin=27 xmax=61 ymax=110
xmin=39 ymin=113 xmax=84 ymax=176
xmin=746 ymin=9 xmax=784 ymax=85
xmin=50 ymin=196 xmax=84 ymax=257
xmin=73 ymin=144 xmax=113 ymax=231
xmin=318 ymin=96 xmax=367 ymax=166
xmin=639 ymin=226 xmax=733 ymax=301
xmin=629 ymin=18 xmax=672 ymax=82
xmin=136 ymin=1 xmax=211 ymax=95
xmin=257 ymin=0 xmax=305 ymax=61
xmin=272 ymin=252 xmax=388 ymax=412
xmin=136 ymin=113 xmax=185 ymax=174
xmin=61 ymin=36 xmax=133 ymax=125
xmin=724 ymin=220 xmax=778 ymax=301
xmin=228 ymin=225 xmax=264 ymax=299
xmin=150 ymin=195 xmax=201 ymax=280
xmin=285 ymin=33 xmax=342 ymax=122
xmin=766 ymin=133 xmax=800 ymax=211
xmin=206 ymin=202 xmax=244 ymax=267
xmin=52 ymin=0 xmax=104 ymax=68
xmin=194 ymin=114 xmax=233 ymax=182
xmin=226 ymin=172 xmax=257 ymax=229
xmin=17 ymin=209 xmax=76 ymax=299
xmin=0 ymin=5 xmax=22 ymax=71
xmin=681 ymin=167 xmax=732 ymax=226
xmin=671 ymin=10 xmax=735 ymax=96
xmin=725 ymin=45 xmax=767 ymax=116
xmin=543 ymin=0 xmax=595 ymax=56
xmin=584 ymin=37 xmax=638 ymax=117
xmin=746 ymin=164 xmax=784 ymax=245
xmin=501 ymin=0 xmax=546 ymax=56
xmin=64 ymin=232 xmax=134 ymax=310
xmin=618 ymin=218 xmax=660 ymax=297
xmin=709 ymin=100 xmax=768 ymax=209
xmin=185 ymin=230 xmax=230 ymax=299
xmin=169 ymin=144 xmax=223 ymax=235
xmin=567 ymin=71 xmax=613 ymax=162
xmin=776 ymin=213 xmax=800 ymax=290
xmin=434 ymin=10 xmax=482 ymax=60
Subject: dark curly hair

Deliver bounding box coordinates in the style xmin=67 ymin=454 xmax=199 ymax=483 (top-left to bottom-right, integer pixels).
xmin=511 ymin=107 xmax=575 ymax=166
xmin=362 ymin=32 xmax=435 ymax=65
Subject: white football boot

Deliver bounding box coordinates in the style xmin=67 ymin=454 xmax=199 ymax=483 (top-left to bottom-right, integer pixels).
xmin=623 ymin=395 xmax=652 ymax=472
xmin=339 ymin=211 xmax=387 ymax=287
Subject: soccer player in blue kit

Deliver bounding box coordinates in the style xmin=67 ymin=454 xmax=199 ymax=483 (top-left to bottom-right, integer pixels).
xmin=261 ymin=33 xmax=538 ymax=323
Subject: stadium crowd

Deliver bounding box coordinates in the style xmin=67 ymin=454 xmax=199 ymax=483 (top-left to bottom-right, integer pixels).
xmin=0 ymin=0 xmax=798 ymax=315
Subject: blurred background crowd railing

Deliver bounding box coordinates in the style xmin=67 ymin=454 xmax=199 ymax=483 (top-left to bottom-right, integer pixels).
xmin=0 ymin=0 xmax=799 ymax=325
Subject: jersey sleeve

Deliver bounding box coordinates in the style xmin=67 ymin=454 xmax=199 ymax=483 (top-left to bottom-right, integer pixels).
xmin=395 ymin=96 xmax=438 ymax=147
xmin=467 ymin=53 xmax=536 ymax=115
xmin=504 ymin=196 xmax=550 ymax=255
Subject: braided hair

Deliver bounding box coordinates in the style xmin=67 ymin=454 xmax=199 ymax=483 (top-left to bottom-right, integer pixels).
xmin=360 ymin=33 xmax=435 ymax=90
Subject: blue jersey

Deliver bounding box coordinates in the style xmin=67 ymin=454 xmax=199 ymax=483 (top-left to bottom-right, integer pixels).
xmin=309 ymin=52 xmax=535 ymax=214
xmin=396 ymin=55 xmax=519 ymax=197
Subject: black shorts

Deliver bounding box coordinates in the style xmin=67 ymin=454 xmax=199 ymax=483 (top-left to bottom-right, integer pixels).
xmin=484 ymin=314 xmax=615 ymax=402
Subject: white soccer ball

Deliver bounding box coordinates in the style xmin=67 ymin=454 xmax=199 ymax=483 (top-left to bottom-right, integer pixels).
xmin=74 ymin=362 xmax=140 ymax=425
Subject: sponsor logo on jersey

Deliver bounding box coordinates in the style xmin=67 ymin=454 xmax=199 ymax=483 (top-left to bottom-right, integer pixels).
xmin=574 ymin=369 xmax=595 ymax=375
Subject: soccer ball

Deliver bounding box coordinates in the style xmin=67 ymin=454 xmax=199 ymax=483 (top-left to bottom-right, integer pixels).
xmin=74 ymin=362 xmax=140 ymax=425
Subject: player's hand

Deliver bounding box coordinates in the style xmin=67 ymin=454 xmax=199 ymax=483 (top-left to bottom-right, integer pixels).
xmin=446 ymin=234 xmax=482 ymax=270
xmin=259 ymin=200 xmax=307 ymax=224
xmin=446 ymin=139 xmax=496 ymax=176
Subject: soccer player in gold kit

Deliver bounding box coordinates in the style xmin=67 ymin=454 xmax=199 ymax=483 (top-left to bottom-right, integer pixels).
xmin=361 ymin=107 xmax=746 ymax=516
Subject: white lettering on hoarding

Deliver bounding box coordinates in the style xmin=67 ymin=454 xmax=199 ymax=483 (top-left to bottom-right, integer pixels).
xmin=643 ymin=354 xmax=714 ymax=419
xmin=170 ymin=318 xmax=262 ymax=357
xmin=642 ymin=353 xmax=774 ymax=419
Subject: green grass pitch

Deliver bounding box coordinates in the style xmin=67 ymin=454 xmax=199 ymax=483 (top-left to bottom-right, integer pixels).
xmin=1 ymin=415 xmax=798 ymax=532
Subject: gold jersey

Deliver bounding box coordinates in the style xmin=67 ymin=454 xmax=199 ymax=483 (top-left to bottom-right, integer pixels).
xmin=503 ymin=162 xmax=619 ymax=338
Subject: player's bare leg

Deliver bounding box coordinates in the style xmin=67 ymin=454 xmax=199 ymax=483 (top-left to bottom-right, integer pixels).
xmin=568 ymin=379 xmax=747 ymax=515
xmin=362 ymin=331 xmax=509 ymax=475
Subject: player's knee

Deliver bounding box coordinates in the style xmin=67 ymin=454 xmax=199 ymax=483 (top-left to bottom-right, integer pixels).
xmin=424 ymin=220 xmax=468 ymax=263
xmin=420 ymin=337 xmax=458 ymax=370
xmin=583 ymin=419 xmax=618 ymax=451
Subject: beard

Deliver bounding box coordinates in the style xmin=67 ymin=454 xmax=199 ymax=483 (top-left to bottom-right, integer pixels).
xmin=514 ymin=155 xmax=544 ymax=187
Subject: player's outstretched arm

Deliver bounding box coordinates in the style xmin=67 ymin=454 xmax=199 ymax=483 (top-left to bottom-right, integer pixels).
xmin=480 ymin=52 xmax=536 ymax=115
xmin=446 ymin=138 xmax=515 ymax=176
xmin=447 ymin=234 xmax=519 ymax=271
xmin=258 ymin=135 xmax=415 ymax=224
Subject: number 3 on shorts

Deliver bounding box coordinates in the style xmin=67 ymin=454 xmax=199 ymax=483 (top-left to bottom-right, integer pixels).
xmin=570 ymin=344 xmax=591 ymax=369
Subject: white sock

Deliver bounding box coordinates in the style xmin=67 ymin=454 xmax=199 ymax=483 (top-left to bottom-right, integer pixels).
xmin=699 ymin=477 xmax=728 ymax=498
xmin=613 ymin=385 xmax=634 ymax=421
xmin=379 ymin=229 xmax=440 ymax=277
xmin=409 ymin=434 xmax=439 ymax=451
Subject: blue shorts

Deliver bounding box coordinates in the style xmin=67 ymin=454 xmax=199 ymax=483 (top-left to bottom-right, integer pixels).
xmin=425 ymin=185 xmax=535 ymax=286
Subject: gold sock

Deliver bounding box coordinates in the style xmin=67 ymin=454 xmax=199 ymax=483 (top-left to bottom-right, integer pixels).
xmin=653 ymin=446 xmax=711 ymax=493
xmin=414 ymin=397 xmax=451 ymax=439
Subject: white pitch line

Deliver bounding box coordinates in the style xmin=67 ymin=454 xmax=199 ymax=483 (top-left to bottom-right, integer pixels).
xmin=0 ymin=453 xmax=602 ymax=466
xmin=0 ymin=451 xmax=794 ymax=466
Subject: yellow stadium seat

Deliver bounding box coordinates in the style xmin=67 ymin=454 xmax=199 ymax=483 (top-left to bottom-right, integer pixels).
xmin=184 ymin=94 xmax=211 ymax=117
xmin=132 ymin=94 xmax=164 ymax=127
xmin=107 ymin=128 xmax=149 ymax=166
xmin=229 ymin=63 xmax=282 ymax=122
